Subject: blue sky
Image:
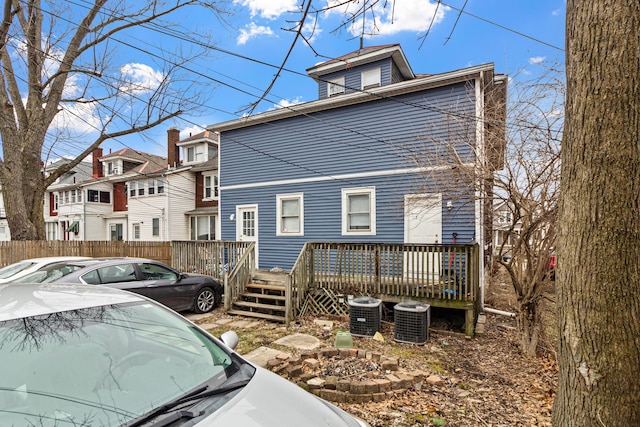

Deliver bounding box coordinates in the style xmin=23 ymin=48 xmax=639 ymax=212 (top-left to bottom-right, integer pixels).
xmin=54 ymin=0 xmax=566 ymax=159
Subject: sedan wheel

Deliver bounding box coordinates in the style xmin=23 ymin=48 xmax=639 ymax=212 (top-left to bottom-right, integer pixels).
xmin=194 ymin=287 xmax=217 ymax=313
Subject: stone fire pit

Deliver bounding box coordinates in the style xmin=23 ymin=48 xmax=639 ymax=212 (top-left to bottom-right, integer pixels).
xmin=265 ymin=347 xmax=439 ymax=403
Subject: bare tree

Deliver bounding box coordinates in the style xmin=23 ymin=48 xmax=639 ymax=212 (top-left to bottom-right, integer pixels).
xmin=407 ymin=64 xmax=562 ymax=356
xmin=492 ymin=65 xmax=563 ymax=356
xmin=553 ymin=2 xmax=640 ymax=425
xmin=0 ymin=0 xmax=226 ymax=240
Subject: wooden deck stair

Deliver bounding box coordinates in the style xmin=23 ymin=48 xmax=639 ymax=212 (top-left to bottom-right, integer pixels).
xmin=227 ymin=270 xmax=288 ymax=322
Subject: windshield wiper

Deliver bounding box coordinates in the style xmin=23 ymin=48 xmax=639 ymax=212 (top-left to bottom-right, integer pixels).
xmin=124 ymin=379 xmax=251 ymax=427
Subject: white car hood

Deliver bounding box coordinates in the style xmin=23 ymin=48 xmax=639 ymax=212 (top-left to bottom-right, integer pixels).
xmin=197 ymin=367 xmax=360 ymax=426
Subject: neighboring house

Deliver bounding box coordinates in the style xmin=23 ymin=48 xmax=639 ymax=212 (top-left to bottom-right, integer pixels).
xmin=492 ymin=200 xmax=520 ymax=257
xmin=124 ymin=129 xmax=219 ymax=241
xmin=44 ymin=148 xmax=167 ymax=241
xmin=41 ymin=128 xmax=219 ymax=243
xmin=210 ymin=44 xmax=506 ymax=270
xmin=43 ymin=159 xmax=95 ymax=241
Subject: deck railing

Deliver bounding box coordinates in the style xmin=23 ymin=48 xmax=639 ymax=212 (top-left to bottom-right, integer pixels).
xmin=172 ymin=240 xmax=254 ymax=281
xmin=290 ymin=242 xmax=480 ymax=314
xmin=287 ymin=242 xmax=313 ymax=321
xmin=222 ymin=242 xmax=256 ymax=311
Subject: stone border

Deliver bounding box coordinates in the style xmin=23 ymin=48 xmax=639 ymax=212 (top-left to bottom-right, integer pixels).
xmin=266 ymin=347 xmax=440 ymax=403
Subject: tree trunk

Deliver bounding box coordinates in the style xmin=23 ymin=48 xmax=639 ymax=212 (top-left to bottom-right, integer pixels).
xmin=554 ymin=1 xmax=640 ymax=425
xmin=516 ymin=299 xmax=542 ymax=357
xmin=0 ymin=133 xmax=46 ymax=240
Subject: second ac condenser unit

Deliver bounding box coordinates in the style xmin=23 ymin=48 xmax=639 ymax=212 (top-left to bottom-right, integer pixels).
xmin=394 ymin=300 xmax=430 ymax=345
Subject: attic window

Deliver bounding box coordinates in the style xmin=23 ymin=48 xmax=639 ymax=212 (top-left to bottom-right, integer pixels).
xmin=327 ymin=77 xmax=345 ymax=97
xmin=361 ymin=68 xmax=381 ymax=90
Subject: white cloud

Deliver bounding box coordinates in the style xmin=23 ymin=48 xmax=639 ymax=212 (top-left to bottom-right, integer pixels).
xmin=181 ymin=125 xmax=205 ymax=139
xmin=529 ymin=56 xmax=546 ymax=65
xmin=324 ymin=0 xmax=449 ymax=37
xmin=301 ymin=17 xmax=322 ymax=43
xmin=119 ymin=63 xmax=164 ymax=94
xmin=51 ymin=101 xmax=103 ymax=134
xmin=234 ymin=0 xmax=298 ymax=19
xmin=237 ymin=22 xmax=275 ymax=45
xmin=272 ymin=97 xmax=303 ymax=109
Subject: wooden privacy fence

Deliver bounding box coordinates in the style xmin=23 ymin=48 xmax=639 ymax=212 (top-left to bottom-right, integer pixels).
xmin=0 ymin=241 xmax=172 ymax=266
xmin=0 ymin=240 xmax=253 ymax=282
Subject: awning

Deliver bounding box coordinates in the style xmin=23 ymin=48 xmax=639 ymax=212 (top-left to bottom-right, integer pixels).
xmin=184 ymin=207 xmax=218 ymax=215
xmin=66 ymin=221 xmax=79 ymax=233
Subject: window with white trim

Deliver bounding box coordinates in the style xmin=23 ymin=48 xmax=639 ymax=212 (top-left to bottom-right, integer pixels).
xmin=342 ymin=187 xmax=376 ymax=235
xmin=185 ymin=145 xmax=205 ymax=164
xmin=203 ymin=174 xmax=219 ymax=200
xmin=152 ymin=218 xmax=160 ymax=236
xmin=327 ymin=76 xmax=345 ymax=97
xmin=276 ymin=193 xmax=304 ymax=236
xmin=157 ymin=179 xmax=165 ymax=194
xmin=105 ymin=161 xmax=120 ymax=176
xmin=361 ymin=68 xmax=381 ymax=90
xmin=129 ymin=182 xmax=137 ymax=197
xmin=132 ymin=223 xmax=140 ymax=240
xmin=148 ymin=179 xmax=156 ymax=195
xmin=190 ymin=215 xmax=216 ymax=240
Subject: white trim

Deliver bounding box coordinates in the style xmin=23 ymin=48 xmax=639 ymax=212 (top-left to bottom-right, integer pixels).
xmin=327 ymin=76 xmax=345 ymax=96
xmin=220 ymin=164 xmax=472 ymax=191
xmin=209 ymin=63 xmax=494 ymax=132
xmin=361 ymin=67 xmax=381 ymax=90
xmin=276 ymin=193 xmax=304 ymax=236
xmin=341 ymin=187 xmax=376 ymax=236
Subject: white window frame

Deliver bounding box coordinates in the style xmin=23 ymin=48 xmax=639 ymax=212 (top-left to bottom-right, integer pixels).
xmin=106 ymin=160 xmax=120 ymax=176
xmin=132 ymin=223 xmax=140 ymax=240
xmin=203 ymin=174 xmax=219 ymax=200
xmin=190 ymin=215 xmax=216 ymax=240
xmin=152 ymin=218 xmax=160 ymax=236
xmin=129 ymin=181 xmax=137 ymax=197
xmin=361 ymin=67 xmax=381 ymax=90
xmin=185 ymin=144 xmax=205 ymax=164
xmin=341 ymin=187 xmax=376 ymax=236
xmin=327 ymin=76 xmax=345 ymax=96
xmin=276 ymin=193 xmax=304 ymax=236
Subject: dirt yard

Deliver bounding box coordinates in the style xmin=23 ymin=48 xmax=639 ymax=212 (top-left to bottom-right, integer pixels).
xmin=196 ymin=277 xmax=558 ymax=426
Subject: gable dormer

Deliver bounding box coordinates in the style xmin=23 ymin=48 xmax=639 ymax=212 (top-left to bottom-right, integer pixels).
xmin=177 ymin=130 xmax=219 ymax=165
xmin=306 ymin=44 xmax=415 ymax=100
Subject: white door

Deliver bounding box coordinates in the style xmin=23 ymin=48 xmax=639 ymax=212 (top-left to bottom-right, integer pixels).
xmin=236 ymin=205 xmax=258 ymax=268
xmin=404 ymin=194 xmax=442 ymax=282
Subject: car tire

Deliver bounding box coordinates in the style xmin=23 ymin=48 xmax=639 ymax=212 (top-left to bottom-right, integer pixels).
xmin=194 ymin=287 xmax=217 ymax=313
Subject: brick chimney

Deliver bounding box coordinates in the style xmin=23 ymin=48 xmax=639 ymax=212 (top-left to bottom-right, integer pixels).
xmin=92 ymin=148 xmax=103 ymax=178
xmin=167 ymin=127 xmax=181 ymax=167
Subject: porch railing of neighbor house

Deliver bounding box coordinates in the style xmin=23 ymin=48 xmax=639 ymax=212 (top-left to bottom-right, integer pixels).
xmin=289 ymin=242 xmax=480 ymax=318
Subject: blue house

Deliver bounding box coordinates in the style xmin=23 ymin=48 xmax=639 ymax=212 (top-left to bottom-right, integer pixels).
xmin=210 ymin=44 xmax=505 ymax=274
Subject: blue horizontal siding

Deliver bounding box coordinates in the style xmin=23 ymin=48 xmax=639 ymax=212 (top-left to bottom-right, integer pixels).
xmin=316 ymin=58 xmax=394 ymax=98
xmin=221 ymin=171 xmax=476 ymax=270
xmin=220 ymin=82 xmax=476 ymax=188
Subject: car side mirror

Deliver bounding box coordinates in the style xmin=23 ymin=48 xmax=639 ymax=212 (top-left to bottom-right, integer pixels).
xmin=220 ymin=330 xmax=239 ymax=350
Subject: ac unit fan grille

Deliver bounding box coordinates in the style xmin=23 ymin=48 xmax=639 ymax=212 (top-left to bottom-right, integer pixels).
xmin=394 ymin=303 xmax=430 ymax=345
xmin=349 ymin=298 xmax=381 ymax=337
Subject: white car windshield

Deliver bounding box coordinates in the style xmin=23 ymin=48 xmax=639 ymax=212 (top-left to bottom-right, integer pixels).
xmin=0 ymin=301 xmax=243 ymax=426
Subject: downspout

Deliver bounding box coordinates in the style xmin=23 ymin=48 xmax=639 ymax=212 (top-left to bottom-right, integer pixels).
xmin=476 ymin=70 xmax=515 ymax=319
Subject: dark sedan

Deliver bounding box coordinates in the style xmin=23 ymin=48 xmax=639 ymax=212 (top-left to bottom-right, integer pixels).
xmin=15 ymin=257 xmax=223 ymax=313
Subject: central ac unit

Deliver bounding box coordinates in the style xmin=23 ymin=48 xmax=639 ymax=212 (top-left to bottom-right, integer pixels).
xmin=394 ymin=300 xmax=430 ymax=345
xmin=348 ymin=296 xmax=381 ymax=337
